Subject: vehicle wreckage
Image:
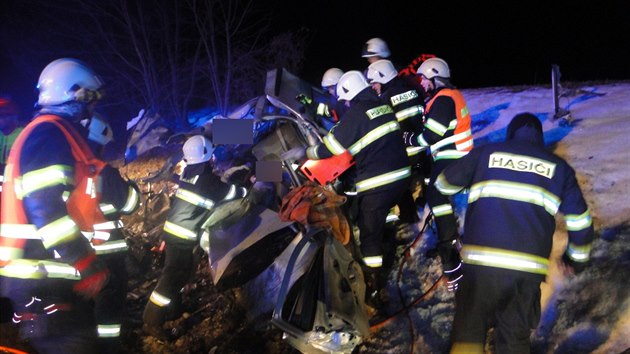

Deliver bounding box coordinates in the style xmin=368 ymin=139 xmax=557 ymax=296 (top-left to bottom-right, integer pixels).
xmin=126 ymin=68 xmax=373 ymax=353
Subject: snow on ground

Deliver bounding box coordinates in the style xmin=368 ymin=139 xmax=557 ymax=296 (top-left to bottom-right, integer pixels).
xmin=358 ymin=81 xmax=630 ymax=353
xmin=468 ymin=82 xmax=630 ymax=351
xmin=5 ymin=81 xmax=625 ymax=354
xmin=106 ymin=81 xmax=630 ymax=354
xmin=464 ymin=82 xmax=630 ymax=229
xmin=88 ymin=82 xmax=630 ymax=354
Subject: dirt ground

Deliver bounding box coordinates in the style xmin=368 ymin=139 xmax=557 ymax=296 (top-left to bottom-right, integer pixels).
xmin=2 ymin=144 xmax=629 ymax=354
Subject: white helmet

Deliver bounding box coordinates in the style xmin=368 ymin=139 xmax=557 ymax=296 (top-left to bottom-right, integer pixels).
xmin=361 ymin=38 xmax=390 ymax=58
xmin=321 ymin=68 xmax=344 ymax=88
xmin=83 ymin=113 xmax=113 ymax=146
xmin=366 ymin=59 xmax=397 ymax=84
xmin=336 ymin=71 xmax=369 ymax=101
xmin=37 ymin=58 xmax=103 ymax=106
xmin=183 ymin=135 xmax=215 ymax=164
xmin=417 ymin=58 xmax=450 ymax=79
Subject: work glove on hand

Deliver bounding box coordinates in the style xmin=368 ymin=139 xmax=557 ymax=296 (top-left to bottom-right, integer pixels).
xmin=281 ymin=147 xmax=306 ymax=161
xmin=221 ymin=164 xmax=252 ymax=185
xmin=437 ymin=240 xmax=463 ymax=292
xmin=73 ymin=254 xmax=110 ymax=299
xmin=296 ymin=93 xmax=313 ymax=106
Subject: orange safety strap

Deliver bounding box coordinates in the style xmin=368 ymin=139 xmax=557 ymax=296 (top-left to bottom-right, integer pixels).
xmin=425 ymin=89 xmax=473 ymax=151
xmin=0 ymin=115 xmax=106 ymax=264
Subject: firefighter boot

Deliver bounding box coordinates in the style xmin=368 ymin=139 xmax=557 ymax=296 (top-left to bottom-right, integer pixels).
xmin=362 ymin=266 xmax=389 ymax=323
xmin=142 ymin=302 xmax=172 ymax=342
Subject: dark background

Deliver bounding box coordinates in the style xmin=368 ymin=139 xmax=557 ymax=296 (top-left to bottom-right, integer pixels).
xmin=275 ymin=0 xmax=630 ymax=88
xmin=2 ymin=0 xmax=629 ymax=121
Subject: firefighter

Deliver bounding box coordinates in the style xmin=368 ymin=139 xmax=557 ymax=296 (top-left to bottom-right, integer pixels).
xmin=366 ymin=59 xmax=425 ymax=165
xmin=361 ymin=37 xmax=434 ymax=98
xmin=316 ymin=68 xmax=346 ymax=130
xmin=321 ymin=68 xmax=344 ymax=97
xmin=296 ymin=68 xmax=346 ymax=132
xmin=0 ymin=58 xmax=110 ymax=353
xmin=282 ymin=71 xmax=411 ymax=313
xmin=0 ymin=97 xmax=24 ymax=334
xmin=435 ymin=113 xmax=595 ymax=353
xmin=403 ymin=57 xmax=474 ymax=289
xmin=82 ymin=114 xmax=140 ymax=353
xmin=0 ymin=97 xmax=23 ymax=193
xmin=142 ymin=135 xmax=246 ymax=340
xmin=366 ymin=59 xmax=426 ymax=227
xmin=396 ymin=54 xmax=436 ymax=101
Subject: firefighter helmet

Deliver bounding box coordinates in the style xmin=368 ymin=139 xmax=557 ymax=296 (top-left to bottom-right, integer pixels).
xmin=361 ymin=38 xmax=390 ymax=58
xmin=37 ymin=58 xmax=103 ymax=106
xmin=336 ymin=71 xmax=369 ymax=101
xmin=183 ymin=135 xmax=215 ymax=164
xmin=321 ymin=68 xmax=344 ymax=88
xmin=83 ymin=113 xmax=113 ymax=146
xmin=366 ymin=59 xmax=397 ymax=84
xmin=417 ymin=58 xmax=450 ymax=79
xmin=0 ymin=97 xmax=19 ymax=117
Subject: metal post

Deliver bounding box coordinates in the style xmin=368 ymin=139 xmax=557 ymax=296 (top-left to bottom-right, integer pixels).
xmin=552 ymin=64 xmax=571 ymax=124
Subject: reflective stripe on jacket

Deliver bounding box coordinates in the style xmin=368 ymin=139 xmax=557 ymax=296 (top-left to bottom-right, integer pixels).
xmin=306 ymin=88 xmax=410 ymax=193
xmin=0 ymin=114 xmax=99 ymax=279
xmin=435 ymin=134 xmax=594 ymax=279
xmin=380 ymin=77 xmax=425 ymax=158
xmin=87 ymin=165 xmax=141 ymax=255
xmin=421 ymin=88 xmax=473 ymax=161
xmin=162 ymin=163 xmax=246 ymax=243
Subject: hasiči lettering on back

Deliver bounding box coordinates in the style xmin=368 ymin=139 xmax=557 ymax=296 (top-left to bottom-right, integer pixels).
xmin=365 ymin=105 xmax=394 ymax=120
xmin=488 ymin=152 xmax=556 ymax=178
xmin=390 ymin=90 xmax=418 ymax=106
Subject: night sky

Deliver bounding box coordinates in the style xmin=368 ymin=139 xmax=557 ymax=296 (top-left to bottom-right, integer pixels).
xmin=271 ymin=0 xmax=630 ymax=88
xmin=1 ymin=0 xmax=629 ymax=118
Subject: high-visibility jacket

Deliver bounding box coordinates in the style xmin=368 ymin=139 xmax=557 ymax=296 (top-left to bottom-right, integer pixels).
xmin=1 ymin=127 xmax=22 ymax=167
xmin=0 ymin=127 xmax=23 ymax=197
xmin=85 ymin=165 xmax=140 ymax=255
xmin=306 ymin=88 xmax=411 ymax=193
xmin=0 ymin=114 xmax=101 ymax=281
xmin=379 ymin=76 xmax=425 ymax=157
xmin=435 ymin=130 xmax=594 ymax=281
xmin=162 ymin=162 xmax=246 ymax=247
xmin=314 ymin=93 xmax=347 ymax=131
xmin=417 ymin=88 xmax=474 ymax=161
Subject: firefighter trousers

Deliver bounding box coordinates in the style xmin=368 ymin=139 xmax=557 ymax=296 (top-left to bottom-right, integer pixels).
xmin=450 ymin=264 xmax=542 ymax=354
xmin=356 ymin=179 xmax=410 ymax=259
xmin=94 ymin=251 xmax=128 ymax=353
xmin=143 ymin=242 xmax=195 ymax=327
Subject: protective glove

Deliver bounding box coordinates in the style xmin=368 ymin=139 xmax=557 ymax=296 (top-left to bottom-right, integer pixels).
xmin=221 ymin=164 xmax=252 ymax=185
xmin=73 ymin=253 xmax=110 ymax=299
xmin=281 ymin=147 xmax=306 ymax=161
xmin=296 ymin=93 xmax=313 ymax=106
xmin=437 ymin=239 xmax=463 ymax=292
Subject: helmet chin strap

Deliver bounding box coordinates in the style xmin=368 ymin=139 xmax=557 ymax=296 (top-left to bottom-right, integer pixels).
xmin=38 ymin=101 xmax=92 ymax=122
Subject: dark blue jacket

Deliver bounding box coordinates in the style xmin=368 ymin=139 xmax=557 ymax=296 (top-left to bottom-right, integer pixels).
xmin=306 ymin=88 xmax=410 ymax=193
xmin=162 ymin=162 xmax=245 ymax=248
xmin=436 ymin=126 xmax=594 ymax=280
